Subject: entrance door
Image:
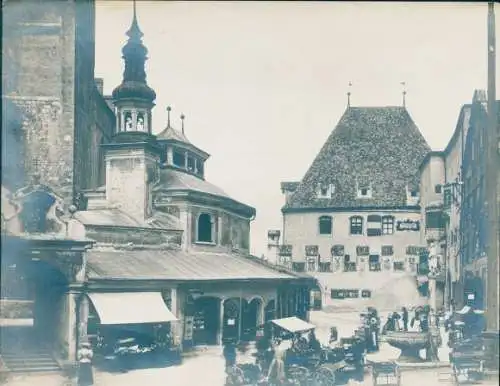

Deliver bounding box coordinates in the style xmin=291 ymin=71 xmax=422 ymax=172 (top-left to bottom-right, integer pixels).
xmin=222 ymin=298 xmax=241 ymax=341
xmin=192 ymin=297 xmax=220 ymax=345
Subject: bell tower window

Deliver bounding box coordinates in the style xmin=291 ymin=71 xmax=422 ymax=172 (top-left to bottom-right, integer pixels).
xmin=137 ymin=112 xmax=145 ymax=132
xmin=124 ymin=111 xmax=133 ymax=131
xmin=173 ymin=151 xmax=186 ymax=168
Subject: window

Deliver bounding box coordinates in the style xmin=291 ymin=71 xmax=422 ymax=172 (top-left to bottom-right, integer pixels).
xmin=382 ymin=216 xmax=394 ymax=235
xmin=124 ymin=111 xmax=133 ymax=131
xmin=331 ymin=290 xmax=345 ymax=299
xmin=361 ymin=290 xmax=372 ymax=298
xmin=350 ymin=216 xmax=363 ymax=235
xmin=320 ymin=187 xmax=328 ymax=196
xmin=356 ymin=246 xmax=370 ymax=256
xmin=187 ymin=156 xmax=195 ymax=172
xmin=357 ymin=186 xmax=372 ymax=198
xmin=197 ymin=213 xmax=213 ymax=243
xmin=381 ymin=245 xmax=393 ymax=256
xmin=426 ymin=212 xmax=445 ymax=229
xmin=319 ymin=216 xmax=332 ymax=235
xmin=331 ymin=245 xmax=344 ymax=256
xmin=307 ymin=260 xmax=316 ymax=272
xmin=369 ymin=255 xmax=381 ymax=271
xmin=197 ymin=160 xmax=204 ymax=176
xmin=367 ymin=215 xmax=382 ymax=236
xmin=393 ymin=261 xmax=405 ymax=271
xmin=173 ymin=151 xmax=186 ymax=168
xmin=410 ymin=190 xmax=418 ymax=197
xmin=434 ymin=184 xmax=442 ymax=194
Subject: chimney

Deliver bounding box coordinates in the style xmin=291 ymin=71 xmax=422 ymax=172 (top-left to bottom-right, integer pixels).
xmin=95 ymin=78 xmax=104 ymax=95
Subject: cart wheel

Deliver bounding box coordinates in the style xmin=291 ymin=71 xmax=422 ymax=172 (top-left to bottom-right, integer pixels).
xmin=314 ymin=367 xmax=336 ymax=386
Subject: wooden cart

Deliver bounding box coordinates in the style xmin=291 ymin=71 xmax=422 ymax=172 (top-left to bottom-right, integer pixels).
xmin=371 ymin=361 xmax=401 ymax=386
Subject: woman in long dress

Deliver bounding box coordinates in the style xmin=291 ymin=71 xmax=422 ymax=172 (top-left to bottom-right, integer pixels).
xmin=77 ymin=342 xmax=94 ymax=386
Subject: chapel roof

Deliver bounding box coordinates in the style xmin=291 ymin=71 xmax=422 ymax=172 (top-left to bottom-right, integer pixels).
xmin=156 ymin=125 xmax=192 ymax=144
xmin=283 ymin=106 xmax=431 ymax=211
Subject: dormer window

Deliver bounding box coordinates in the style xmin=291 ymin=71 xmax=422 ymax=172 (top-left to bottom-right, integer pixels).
xmin=197 ymin=160 xmax=204 ymax=176
xmin=410 ymin=190 xmax=418 ymax=197
xmin=357 ymin=186 xmax=372 ymax=198
xmin=197 ymin=213 xmax=214 ymax=243
xmin=317 ymin=183 xmax=335 ymax=199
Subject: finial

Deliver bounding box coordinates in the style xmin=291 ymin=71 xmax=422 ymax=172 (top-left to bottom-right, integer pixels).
xmin=347 ymin=82 xmax=352 ymax=107
xmin=126 ymin=0 xmax=143 ymax=40
xmin=180 ymin=114 xmax=185 ymax=135
xmin=401 ymin=81 xmax=407 ymax=107
xmin=167 ymin=106 xmax=171 ymax=128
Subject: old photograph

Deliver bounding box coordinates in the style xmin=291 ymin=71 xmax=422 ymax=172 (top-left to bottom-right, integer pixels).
xmin=1 ymin=1 xmax=499 ymax=385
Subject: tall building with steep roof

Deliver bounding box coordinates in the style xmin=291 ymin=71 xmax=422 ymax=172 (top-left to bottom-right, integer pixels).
xmin=277 ymin=104 xmax=431 ymax=307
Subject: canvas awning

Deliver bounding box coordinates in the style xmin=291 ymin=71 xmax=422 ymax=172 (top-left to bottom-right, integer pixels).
xmin=270 ymin=317 xmax=315 ymax=333
xmin=456 ymin=305 xmax=471 ymax=315
xmin=88 ymin=292 xmax=177 ymax=325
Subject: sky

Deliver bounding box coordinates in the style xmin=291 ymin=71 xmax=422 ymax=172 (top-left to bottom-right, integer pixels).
xmin=95 ymin=1 xmax=499 ymax=258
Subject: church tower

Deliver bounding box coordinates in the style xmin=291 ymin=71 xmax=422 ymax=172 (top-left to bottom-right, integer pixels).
xmin=111 ymin=0 xmax=156 ymax=134
xmin=103 ymin=2 xmax=160 ymax=222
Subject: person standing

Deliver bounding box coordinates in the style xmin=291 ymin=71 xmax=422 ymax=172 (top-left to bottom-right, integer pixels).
xmin=77 ymin=342 xmax=94 ymax=386
xmin=223 ymin=339 xmax=237 ymax=373
xmin=267 ymin=340 xmax=289 ymax=386
xmin=402 ymin=307 xmax=409 ymax=331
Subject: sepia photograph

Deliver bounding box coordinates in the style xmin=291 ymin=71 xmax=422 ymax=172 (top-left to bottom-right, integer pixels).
xmin=1 ymin=1 xmax=499 ymax=385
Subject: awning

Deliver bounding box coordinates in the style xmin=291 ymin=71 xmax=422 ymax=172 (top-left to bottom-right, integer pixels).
xmin=88 ymin=292 xmax=178 ymax=325
xmin=270 ymin=317 xmax=315 ymax=333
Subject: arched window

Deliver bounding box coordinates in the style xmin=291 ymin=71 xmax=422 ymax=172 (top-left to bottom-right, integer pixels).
xmin=382 ymin=216 xmax=395 ymax=235
xmin=350 ymin=216 xmax=363 ymax=235
xmin=318 ymin=216 xmax=332 ymax=235
xmin=197 ymin=213 xmax=213 ymax=243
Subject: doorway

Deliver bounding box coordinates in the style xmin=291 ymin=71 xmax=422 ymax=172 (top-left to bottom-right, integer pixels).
xmin=192 ymin=297 xmax=220 ymax=345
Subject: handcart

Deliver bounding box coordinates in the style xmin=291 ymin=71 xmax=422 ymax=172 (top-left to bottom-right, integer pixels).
xmin=371 ymin=361 xmax=401 ymax=386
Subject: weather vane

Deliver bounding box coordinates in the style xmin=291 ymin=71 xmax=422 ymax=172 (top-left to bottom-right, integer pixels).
xmin=401 ymin=82 xmax=407 ymax=107
xmin=347 ymin=82 xmax=352 ymax=107
xmin=181 ymin=114 xmax=185 ymax=135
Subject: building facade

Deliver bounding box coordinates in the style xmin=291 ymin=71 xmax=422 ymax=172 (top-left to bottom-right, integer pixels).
xmin=277 ymin=105 xmax=431 ymax=306
xmin=1 ymin=1 xmax=315 ymax=372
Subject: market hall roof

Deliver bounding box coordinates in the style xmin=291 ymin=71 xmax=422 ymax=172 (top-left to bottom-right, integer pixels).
xmin=283 ymin=106 xmax=431 ymax=211
xmin=86 ymin=248 xmax=310 ymax=282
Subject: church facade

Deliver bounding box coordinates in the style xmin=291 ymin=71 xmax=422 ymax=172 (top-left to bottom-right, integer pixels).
xmin=1 ymin=0 xmax=314 ymax=371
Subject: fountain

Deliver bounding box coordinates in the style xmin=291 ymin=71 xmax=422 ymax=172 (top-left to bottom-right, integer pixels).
xmin=371 ymin=275 xmax=439 ymax=365
xmin=385 ymin=331 xmax=429 ymax=362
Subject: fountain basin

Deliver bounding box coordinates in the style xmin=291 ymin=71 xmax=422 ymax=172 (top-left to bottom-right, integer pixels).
xmin=385 ymin=331 xmax=429 ymax=363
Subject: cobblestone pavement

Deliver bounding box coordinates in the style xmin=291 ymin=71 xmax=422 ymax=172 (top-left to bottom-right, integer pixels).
xmin=5 ymin=310 xmax=490 ymax=386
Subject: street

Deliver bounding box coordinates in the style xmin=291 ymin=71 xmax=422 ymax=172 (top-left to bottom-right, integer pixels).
xmin=5 ymin=310 xmax=462 ymax=386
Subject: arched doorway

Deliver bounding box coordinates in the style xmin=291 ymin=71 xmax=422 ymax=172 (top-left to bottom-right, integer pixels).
xmin=192 ymin=296 xmax=220 ymax=345
xmin=241 ymin=298 xmax=262 ymax=341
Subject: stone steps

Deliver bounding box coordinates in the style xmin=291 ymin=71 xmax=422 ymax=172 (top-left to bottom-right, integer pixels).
xmin=1 ymin=350 xmax=61 ymax=373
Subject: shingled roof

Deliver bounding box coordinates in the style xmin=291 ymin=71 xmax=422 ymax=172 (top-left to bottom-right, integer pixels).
xmin=284 ymin=106 xmax=431 ymax=210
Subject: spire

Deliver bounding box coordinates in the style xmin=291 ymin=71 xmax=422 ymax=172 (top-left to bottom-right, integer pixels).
xmin=126 ymin=0 xmax=143 ymax=42
xmin=112 ymin=0 xmax=156 ymax=102
xmin=181 ymin=114 xmax=185 ymax=135
xmin=401 ymin=81 xmax=407 ymax=107
xmin=347 ymin=82 xmax=352 ymax=107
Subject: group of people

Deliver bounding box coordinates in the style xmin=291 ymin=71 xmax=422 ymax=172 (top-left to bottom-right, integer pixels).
xmin=382 ymin=305 xmax=436 ymax=334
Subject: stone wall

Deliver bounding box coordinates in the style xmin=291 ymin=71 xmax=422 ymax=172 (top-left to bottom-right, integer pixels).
xmin=2 ymin=0 xmax=114 ymax=203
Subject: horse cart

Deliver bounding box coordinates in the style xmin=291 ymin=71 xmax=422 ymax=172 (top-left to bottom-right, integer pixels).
xmin=371 ymin=361 xmax=401 ymax=386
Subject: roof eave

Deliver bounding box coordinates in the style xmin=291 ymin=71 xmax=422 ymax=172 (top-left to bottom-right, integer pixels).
xmin=418 ymin=150 xmax=445 ymax=173
xmin=155 ymin=189 xmax=256 ymax=218
xmin=157 ymin=138 xmax=210 ymax=160
xmin=281 ymin=205 xmax=421 ymax=214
